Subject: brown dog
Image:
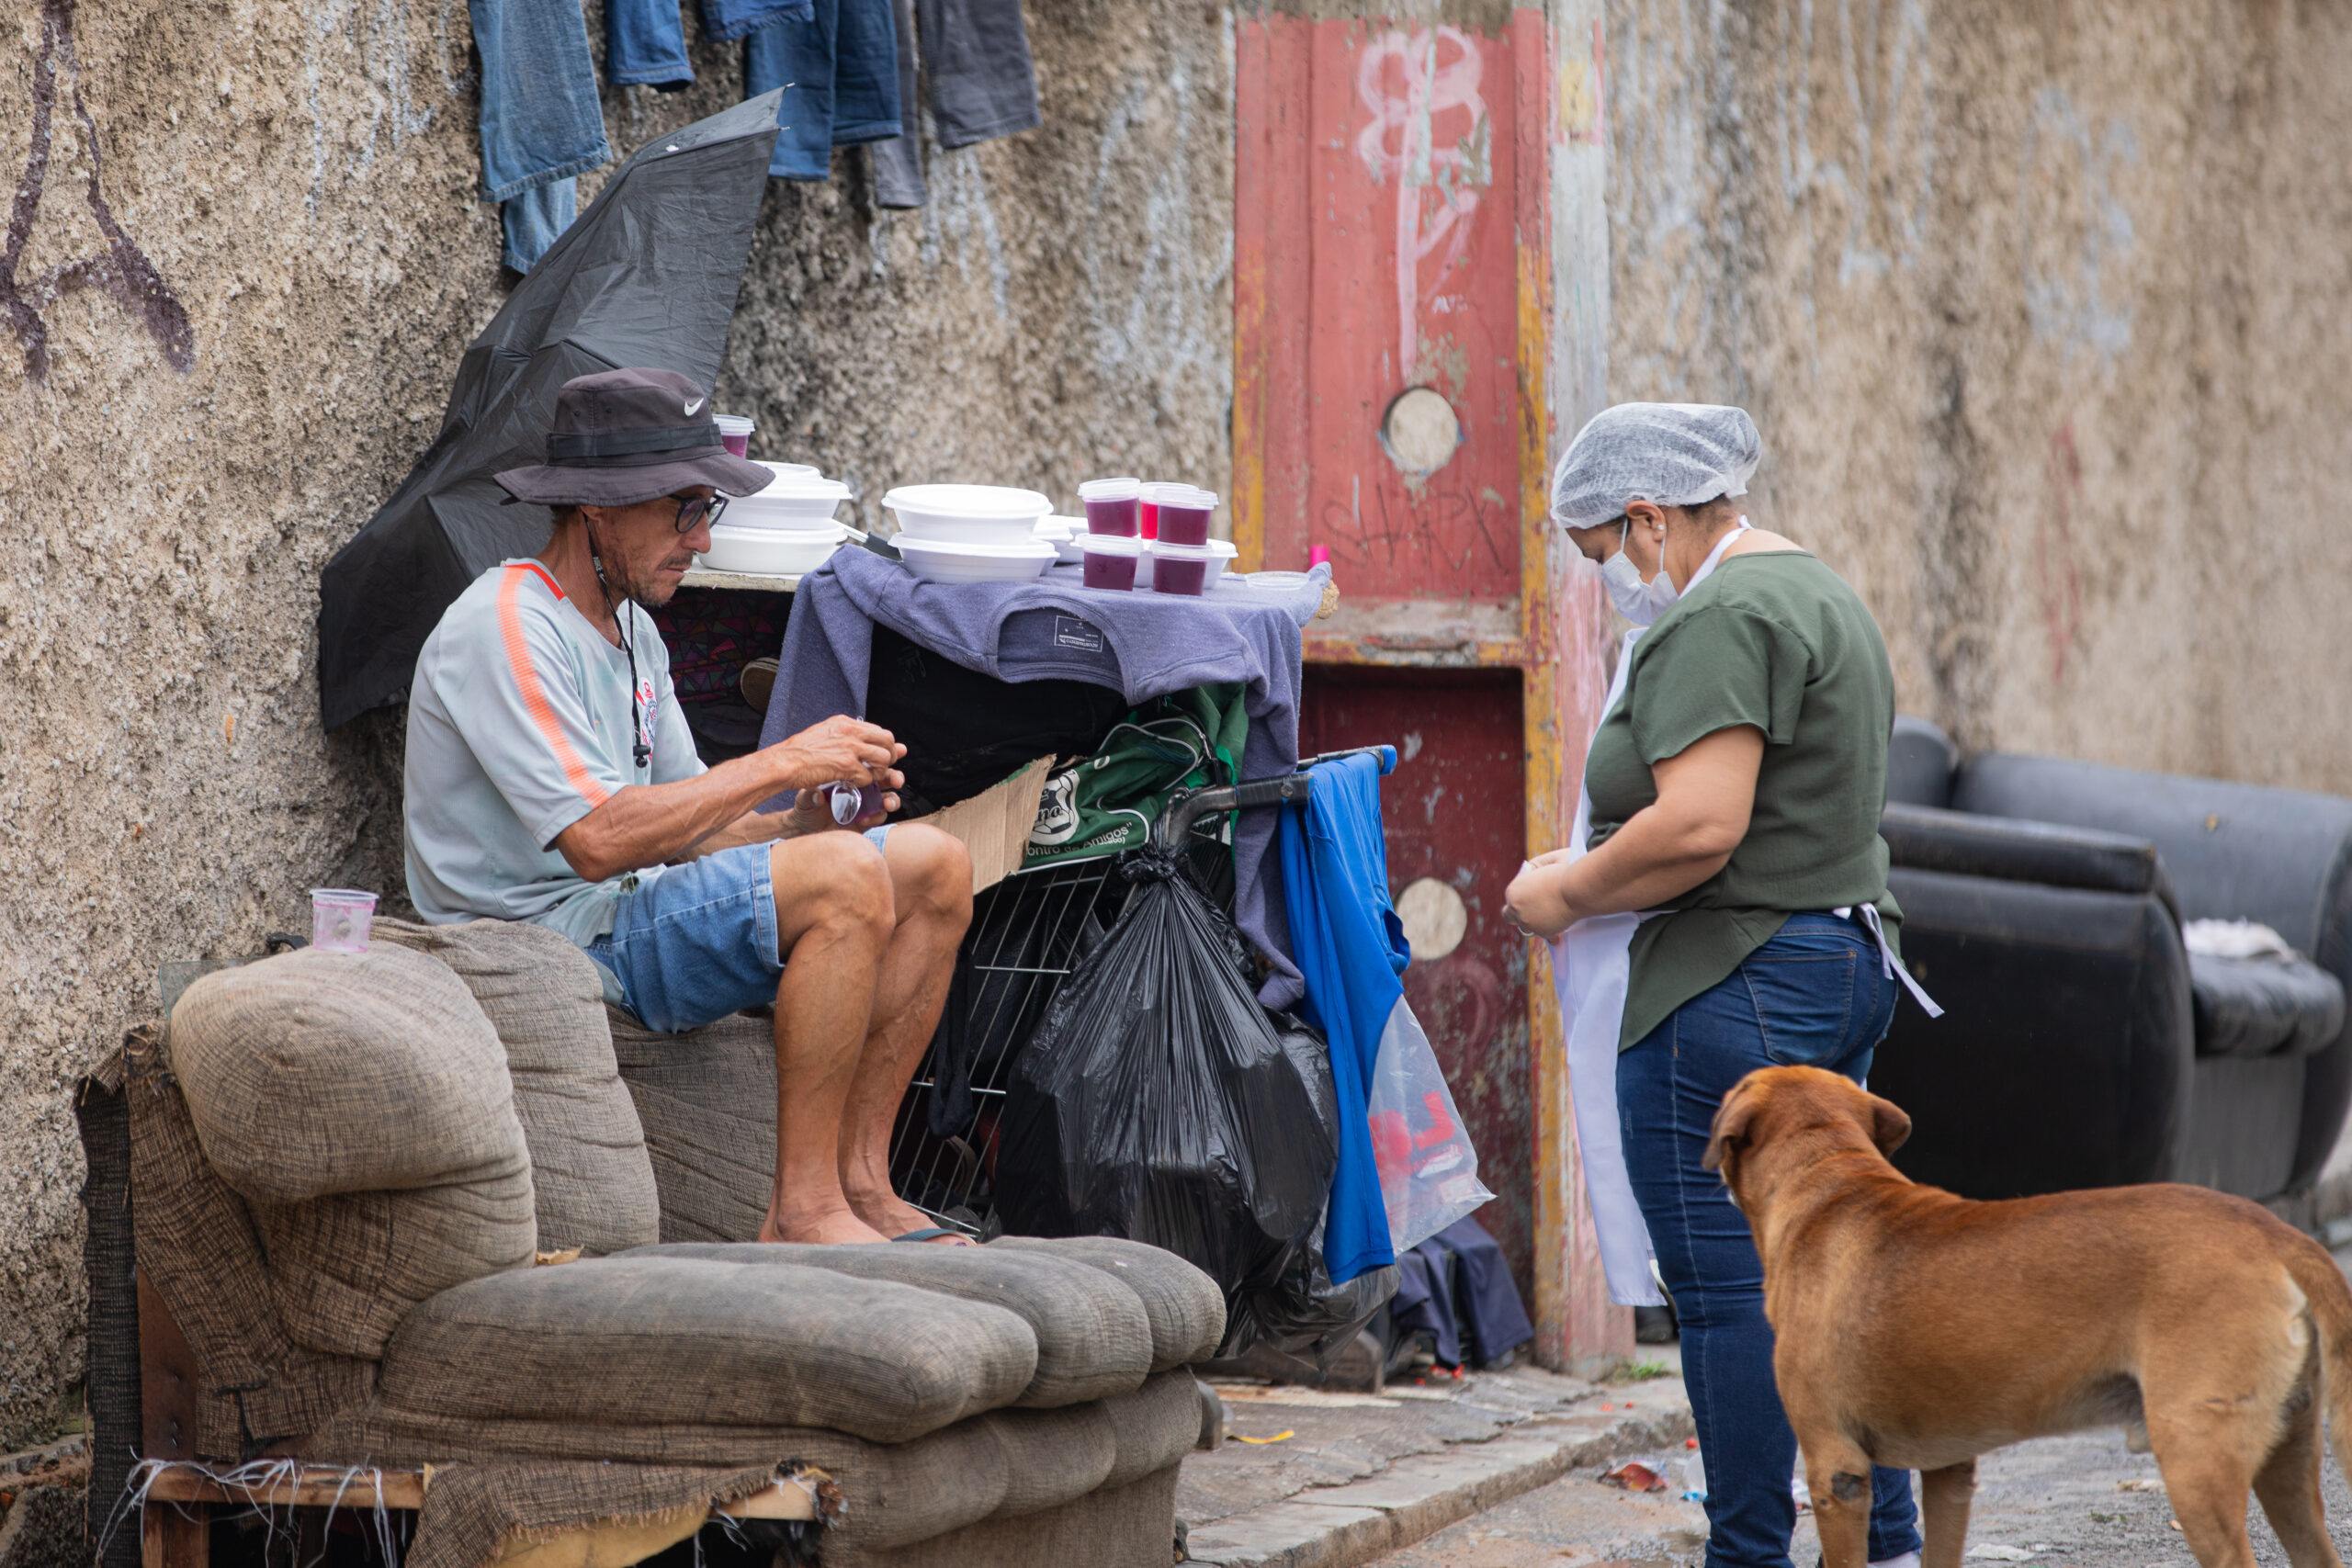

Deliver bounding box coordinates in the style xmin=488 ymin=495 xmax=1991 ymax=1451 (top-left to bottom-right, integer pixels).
xmin=1704 ymin=1065 xmax=2352 ymax=1568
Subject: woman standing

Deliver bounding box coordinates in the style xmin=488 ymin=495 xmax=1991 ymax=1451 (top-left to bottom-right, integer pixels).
xmin=1508 ymin=404 xmax=1935 ymax=1568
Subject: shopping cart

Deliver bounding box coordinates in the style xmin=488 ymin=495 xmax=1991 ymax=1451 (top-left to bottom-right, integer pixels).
xmin=886 ymin=747 xmax=1394 ymax=1235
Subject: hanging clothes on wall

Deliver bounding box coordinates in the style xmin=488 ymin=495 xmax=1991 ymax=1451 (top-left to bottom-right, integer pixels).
xmin=916 ymin=0 xmax=1040 ymax=147
xmin=469 ymin=0 xmax=612 ymax=272
xmin=699 ymin=0 xmax=813 ymax=41
xmin=744 ymin=0 xmax=903 ymax=180
xmin=865 ymin=0 xmax=927 ymax=208
xmin=860 ymin=0 xmax=1041 ymax=207
xmin=607 ymin=0 xmax=696 ymax=89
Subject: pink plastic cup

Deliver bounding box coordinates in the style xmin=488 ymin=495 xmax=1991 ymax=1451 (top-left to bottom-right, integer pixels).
xmin=1081 ymin=533 xmax=1143 ymax=591
xmin=715 ymin=414 xmax=755 ymax=458
xmin=1078 ymin=477 xmax=1141 ymax=536
xmin=310 ymin=888 xmax=379 ymax=953
xmin=1156 ymin=487 xmax=1216 ymax=547
xmin=1139 ymin=480 xmax=1180 ymax=541
xmin=1149 ymin=542 xmax=1211 ymax=596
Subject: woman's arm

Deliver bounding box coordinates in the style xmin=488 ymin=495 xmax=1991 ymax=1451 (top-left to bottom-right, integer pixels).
xmin=1506 ymin=725 xmax=1765 ymax=938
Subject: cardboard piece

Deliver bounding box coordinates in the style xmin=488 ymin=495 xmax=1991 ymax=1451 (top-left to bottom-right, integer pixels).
xmin=905 ymin=758 xmax=1056 ymax=894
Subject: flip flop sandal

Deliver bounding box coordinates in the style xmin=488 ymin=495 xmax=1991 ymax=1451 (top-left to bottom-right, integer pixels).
xmin=891 ymin=1226 xmax=977 ymax=1246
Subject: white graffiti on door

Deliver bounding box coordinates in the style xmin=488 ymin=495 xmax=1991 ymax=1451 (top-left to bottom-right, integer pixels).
xmin=1354 ymin=27 xmax=1491 ymax=385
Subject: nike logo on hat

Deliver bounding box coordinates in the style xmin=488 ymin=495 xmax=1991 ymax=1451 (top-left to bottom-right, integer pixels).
xmin=684 ymin=397 xmax=706 ymax=415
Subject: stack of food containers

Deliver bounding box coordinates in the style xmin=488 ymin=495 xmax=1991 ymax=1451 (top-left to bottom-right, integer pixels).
xmin=1077 ymin=478 xmax=1147 ymax=590
xmin=883 ymin=485 xmax=1059 ymax=582
xmin=698 ymin=463 xmax=853 ymax=575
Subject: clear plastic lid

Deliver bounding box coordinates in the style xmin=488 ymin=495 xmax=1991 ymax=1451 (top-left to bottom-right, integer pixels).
xmin=1160 ymin=487 xmax=1218 ymax=512
xmin=1147 ymin=540 xmax=1214 ymax=559
xmin=883 ymin=484 xmax=1054 ymax=517
xmin=1078 ymin=477 xmax=1142 ymax=501
xmin=1080 ymin=532 xmax=1147 ymax=557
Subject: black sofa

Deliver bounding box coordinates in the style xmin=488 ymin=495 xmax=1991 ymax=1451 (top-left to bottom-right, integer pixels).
xmin=1871 ymin=717 xmax=2352 ymax=1213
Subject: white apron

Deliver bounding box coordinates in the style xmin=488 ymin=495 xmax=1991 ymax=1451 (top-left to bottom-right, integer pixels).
xmin=1549 ymin=626 xmax=1665 ymax=1305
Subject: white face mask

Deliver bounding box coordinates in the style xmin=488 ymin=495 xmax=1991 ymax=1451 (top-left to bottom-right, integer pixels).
xmin=1600 ymin=520 xmax=1676 ymax=625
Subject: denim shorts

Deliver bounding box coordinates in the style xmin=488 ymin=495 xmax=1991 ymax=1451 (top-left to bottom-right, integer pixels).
xmin=587 ymin=829 xmax=889 ymax=1033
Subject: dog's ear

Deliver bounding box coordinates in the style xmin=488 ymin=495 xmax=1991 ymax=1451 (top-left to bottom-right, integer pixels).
xmin=1866 ymin=1092 xmax=1912 ymax=1156
xmin=1703 ymin=1086 xmax=1758 ymax=1174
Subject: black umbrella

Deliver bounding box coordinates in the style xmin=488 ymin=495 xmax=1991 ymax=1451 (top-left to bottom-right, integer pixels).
xmin=317 ymin=91 xmax=782 ymax=731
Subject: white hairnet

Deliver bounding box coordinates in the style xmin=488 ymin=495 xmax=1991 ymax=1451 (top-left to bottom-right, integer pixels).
xmin=1548 ymin=402 xmax=1763 ymax=528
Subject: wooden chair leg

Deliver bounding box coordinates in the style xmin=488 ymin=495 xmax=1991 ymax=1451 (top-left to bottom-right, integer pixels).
xmin=142 ymin=1502 xmax=209 ymax=1568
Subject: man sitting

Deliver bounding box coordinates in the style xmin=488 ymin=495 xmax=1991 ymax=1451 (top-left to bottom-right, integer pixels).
xmin=401 ymin=367 xmax=974 ymax=1246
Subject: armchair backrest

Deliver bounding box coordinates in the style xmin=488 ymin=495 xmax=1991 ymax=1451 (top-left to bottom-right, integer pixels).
xmin=1952 ymin=752 xmax=2352 ymax=966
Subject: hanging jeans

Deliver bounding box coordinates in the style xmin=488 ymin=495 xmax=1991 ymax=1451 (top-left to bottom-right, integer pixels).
xmin=744 ymin=0 xmax=903 ymax=180
xmin=1617 ymin=912 xmax=1922 ymax=1568
xmin=470 ymin=0 xmax=610 ymax=272
xmin=607 ymin=0 xmax=695 ymax=87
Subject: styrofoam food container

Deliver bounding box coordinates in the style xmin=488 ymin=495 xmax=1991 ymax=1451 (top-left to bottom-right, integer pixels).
xmin=894 ymin=534 xmax=1058 ymax=584
xmin=728 ymin=463 xmax=852 ymax=529
xmin=1137 ymin=536 xmax=1238 ymax=590
xmin=1037 ymin=514 xmax=1087 ymax=565
xmin=1242 ymin=568 xmax=1310 ymax=591
xmin=884 ymin=484 xmax=1053 ymax=546
xmin=697 ymin=520 xmax=847 ymax=575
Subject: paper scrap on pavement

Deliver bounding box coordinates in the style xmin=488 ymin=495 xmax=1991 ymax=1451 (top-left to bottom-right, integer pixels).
xmin=1966 ymin=1546 xmax=2035 ymax=1561
xmin=1232 ymin=1430 xmax=1294 ymax=1445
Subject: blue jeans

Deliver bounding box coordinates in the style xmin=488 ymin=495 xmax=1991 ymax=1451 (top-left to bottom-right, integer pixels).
xmin=1618 ymin=912 xmax=1921 ymax=1568
xmin=745 ymin=0 xmax=904 ymax=179
xmin=607 ymin=0 xmax=695 ymax=87
xmin=585 ymin=829 xmax=890 ymax=1032
xmin=469 ymin=0 xmax=610 ymax=202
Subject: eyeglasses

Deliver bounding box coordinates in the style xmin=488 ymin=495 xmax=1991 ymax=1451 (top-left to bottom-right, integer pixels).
xmin=671 ymin=492 xmax=729 ymax=533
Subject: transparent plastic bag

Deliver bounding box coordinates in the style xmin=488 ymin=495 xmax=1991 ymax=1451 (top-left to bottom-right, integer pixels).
xmin=1363 ymin=998 xmax=1493 ymax=1253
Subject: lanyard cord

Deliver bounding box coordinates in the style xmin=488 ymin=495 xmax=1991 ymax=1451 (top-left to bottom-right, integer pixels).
xmin=588 ymin=530 xmax=651 ymax=772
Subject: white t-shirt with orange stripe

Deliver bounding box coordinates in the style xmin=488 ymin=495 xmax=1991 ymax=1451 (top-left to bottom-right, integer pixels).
xmin=403 ymin=559 xmax=707 ymax=946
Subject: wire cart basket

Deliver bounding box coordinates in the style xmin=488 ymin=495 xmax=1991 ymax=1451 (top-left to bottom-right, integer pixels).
xmin=887 ymin=750 xmax=1387 ymax=1236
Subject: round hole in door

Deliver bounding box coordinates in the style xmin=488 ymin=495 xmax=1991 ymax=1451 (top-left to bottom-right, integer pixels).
xmin=1381 ymin=387 xmax=1462 ymax=477
xmin=1395 ymin=876 xmax=1469 ymax=964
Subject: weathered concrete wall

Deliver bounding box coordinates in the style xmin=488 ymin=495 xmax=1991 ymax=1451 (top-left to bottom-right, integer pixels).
xmin=1603 ymin=0 xmax=2352 ymax=791
xmin=0 ymin=0 xmax=1231 ymax=1449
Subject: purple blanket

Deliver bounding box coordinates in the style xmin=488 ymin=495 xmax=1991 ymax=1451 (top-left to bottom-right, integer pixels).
xmin=759 ymin=547 xmax=1329 ymax=1008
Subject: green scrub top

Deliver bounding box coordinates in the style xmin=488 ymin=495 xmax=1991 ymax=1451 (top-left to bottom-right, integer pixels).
xmin=1583 ymin=550 xmax=1900 ymax=1051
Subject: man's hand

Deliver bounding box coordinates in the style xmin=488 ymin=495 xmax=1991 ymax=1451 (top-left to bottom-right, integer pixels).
xmin=765 ymin=717 xmax=907 ymax=837
xmin=765 ymin=716 xmax=907 ymax=795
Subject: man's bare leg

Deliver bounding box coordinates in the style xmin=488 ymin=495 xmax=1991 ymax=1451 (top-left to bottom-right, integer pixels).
xmin=838 ymin=825 xmax=975 ymax=1239
xmin=759 ymin=831 xmax=898 ymax=1245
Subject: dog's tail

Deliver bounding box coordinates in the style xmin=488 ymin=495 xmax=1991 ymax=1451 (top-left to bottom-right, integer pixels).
xmin=2284 ymin=1236 xmax=2352 ymax=1484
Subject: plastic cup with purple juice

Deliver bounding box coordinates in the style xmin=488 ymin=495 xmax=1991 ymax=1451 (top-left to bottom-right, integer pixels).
xmin=1078 ymin=477 xmax=1141 ymax=536
xmin=1148 ymin=541 xmax=1211 ymax=595
xmin=1156 ymin=487 xmax=1216 ymax=547
xmin=715 ymin=414 xmax=755 ymax=458
xmin=1081 ymin=532 xmax=1143 ymax=591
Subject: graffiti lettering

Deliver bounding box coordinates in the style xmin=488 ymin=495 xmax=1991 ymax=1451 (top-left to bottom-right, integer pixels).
xmin=3 ymin=0 xmax=193 ymax=383
xmin=1355 ymin=27 xmax=1489 ymax=384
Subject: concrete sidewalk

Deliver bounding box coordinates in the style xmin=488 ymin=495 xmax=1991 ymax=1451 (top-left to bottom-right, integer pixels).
xmin=1178 ymin=1352 xmax=1695 ymax=1568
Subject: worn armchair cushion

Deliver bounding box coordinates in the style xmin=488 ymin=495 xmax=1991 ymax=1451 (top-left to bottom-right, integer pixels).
xmin=374 ymin=919 xmax=662 ymax=1256
xmin=629 ymin=1242 xmax=1156 ymax=1407
xmin=170 ymin=945 xmax=538 ymax=1358
xmin=2189 ymin=953 xmax=2347 ymax=1059
xmin=379 ymin=1255 xmax=1039 ymax=1444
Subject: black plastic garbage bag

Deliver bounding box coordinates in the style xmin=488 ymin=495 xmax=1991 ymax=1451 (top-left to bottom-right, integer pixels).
xmin=1221 ymin=1013 xmax=1399 ymax=1359
xmin=998 ymin=847 xmax=1335 ymax=1327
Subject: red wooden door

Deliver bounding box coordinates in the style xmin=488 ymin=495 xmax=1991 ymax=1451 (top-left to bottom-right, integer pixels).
xmin=1238 ymin=7 xmax=1564 ymax=1325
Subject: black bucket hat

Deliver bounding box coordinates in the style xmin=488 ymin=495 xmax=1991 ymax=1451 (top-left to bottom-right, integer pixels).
xmin=495 ymin=367 xmax=774 ymax=507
